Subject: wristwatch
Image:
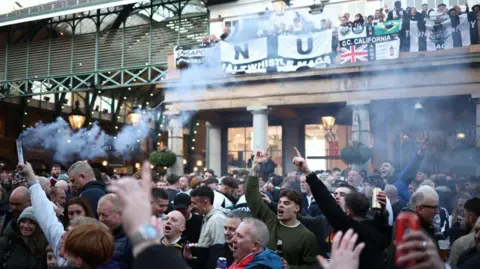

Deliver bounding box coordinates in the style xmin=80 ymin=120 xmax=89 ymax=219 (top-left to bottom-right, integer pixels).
xmin=129 ymin=224 xmax=159 ymax=246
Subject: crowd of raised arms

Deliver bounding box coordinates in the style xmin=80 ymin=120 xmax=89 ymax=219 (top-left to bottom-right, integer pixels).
xmin=0 ymin=136 xmax=479 ymax=269
xmin=197 ymin=1 xmax=479 ymax=46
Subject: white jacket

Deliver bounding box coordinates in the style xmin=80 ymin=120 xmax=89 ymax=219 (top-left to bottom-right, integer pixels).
xmin=29 ymin=183 xmax=67 ymax=266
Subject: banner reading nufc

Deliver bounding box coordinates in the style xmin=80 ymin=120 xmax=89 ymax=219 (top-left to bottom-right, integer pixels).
xmin=338 ymin=20 xmax=401 ymax=64
xmin=221 ymin=30 xmax=333 ymax=74
xmin=174 ymin=45 xmax=214 ymax=67
xmin=404 ymin=13 xmax=479 ymax=51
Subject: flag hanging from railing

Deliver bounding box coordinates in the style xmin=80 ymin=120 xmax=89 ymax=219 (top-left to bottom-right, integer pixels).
xmin=338 ymin=20 xmax=401 ymax=64
xmin=403 ymin=13 xmax=479 ymax=51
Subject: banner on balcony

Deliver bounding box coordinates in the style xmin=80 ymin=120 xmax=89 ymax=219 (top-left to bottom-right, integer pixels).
xmin=174 ymin=45 xmax=214 ymax=67
xmin=403 ymin=13 xmax=479 ymax=51
xmin=338 ymin=20 xmax=401 ymax=64
xmin=220 ymin=30 xmax=333 ymax=73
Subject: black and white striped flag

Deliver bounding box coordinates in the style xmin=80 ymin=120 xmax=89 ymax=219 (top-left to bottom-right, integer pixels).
xmin=403 ymin=13 xmax=479 ymax=52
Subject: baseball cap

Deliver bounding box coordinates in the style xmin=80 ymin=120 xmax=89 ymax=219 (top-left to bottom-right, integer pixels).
xmin=173 ymin=193 xmax=191 ymax=210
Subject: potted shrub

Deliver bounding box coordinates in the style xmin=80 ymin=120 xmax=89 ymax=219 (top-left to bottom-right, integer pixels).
xmin=149 ymin=148 xmax=177 ymax=168
xmin=340 ymin=141 xmax=372 ymax=170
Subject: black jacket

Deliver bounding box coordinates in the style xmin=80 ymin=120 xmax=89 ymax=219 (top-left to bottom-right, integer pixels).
xmin=80 ymin=180 xmax=106 ymax=217
xmin=0 ymin=188 xmax=11 ymax=235
xmin=111 ymin=226 xmax=133 ymax=269
xmin=306 ymin=173 xmax=391 ymax=269
xmin=297 ymin=214 xmax=333 ymax=258
xmin=206 ymin=243 xmax=234 ymax=269
xmin=458 ymin=247 xmax=480 ymax=269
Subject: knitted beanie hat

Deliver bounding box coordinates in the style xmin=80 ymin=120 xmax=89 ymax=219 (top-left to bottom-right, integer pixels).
xmin=18 ymin=206 xmax=37 ymax=224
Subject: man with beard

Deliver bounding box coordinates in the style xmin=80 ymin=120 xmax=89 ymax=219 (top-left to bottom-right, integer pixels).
xmin=379 ymin=137 xmax=428 ymax=204
xmin=229 ymin=218 xmax=283 ymax=269
xmin=387 ymin=185 xmax=440 ymax=269
xmin=449 ymin=198 xmax=480 ymax=268
xmin=67 ymin=161 xmax=106 ymax=217
xmin=49 ymin=164 xmax=61 ymax=187
xmin=246 ymin=150 xmax=318 ymax=269
xmin=456 ymin=217 xmax=480 ymax=269
xmin=387 ymin=1 xmax=407 ymax=20
xmin=161 ymin=210 xmax=186 ymax=256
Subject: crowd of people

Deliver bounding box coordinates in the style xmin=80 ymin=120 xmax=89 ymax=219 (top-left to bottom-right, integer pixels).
xmin=0 ymin=135 xmax=479 ymax=269
xmin=197 ymin=1 xmax=480 ymax=48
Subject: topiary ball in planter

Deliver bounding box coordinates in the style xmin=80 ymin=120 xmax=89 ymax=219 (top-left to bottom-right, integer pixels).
xmin=340 ymin=141 xmax=372 ymax=165
xmin=149 ymin=150 xmax=177 ymax=168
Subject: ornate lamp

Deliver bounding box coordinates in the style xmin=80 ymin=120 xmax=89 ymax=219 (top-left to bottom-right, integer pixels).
xmin=271 ymin=0 xmax=287 ymax=15
xmin=68 ymin=101 xmax=86 ymax=131
xmin=321 ymin=116 xmax=336 ymax=131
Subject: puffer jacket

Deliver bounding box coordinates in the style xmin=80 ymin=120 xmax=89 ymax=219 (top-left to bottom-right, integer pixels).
xmin=0 ymin=219 xmax=46 ymax=269
xmin=80 ymin=181 xmax=106 ymax=217
xmin=110 ymin=226 xmax=133 ymax=269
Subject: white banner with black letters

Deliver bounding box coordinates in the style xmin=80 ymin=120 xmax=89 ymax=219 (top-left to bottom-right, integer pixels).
xmin=221 ymin=31 xmax=332 ymax=74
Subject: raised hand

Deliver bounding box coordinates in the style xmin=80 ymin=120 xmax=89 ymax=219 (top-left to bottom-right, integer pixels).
xmin=292 ymin=147 xmax=311 ymax=174
xmin=108 ymin=162 xmax=154 ymax=238
xmin=376 ymin=192 xmax=387 ymax=210
xmin=417 ymin=137 xmax=429 ymax=155
xmin=253 ymin=147 xmax=271 ymax=167
xmin=317 ymin=229 xmax=365 ymax=269
xmin=17 ymin=162 xmax=37 ymax=185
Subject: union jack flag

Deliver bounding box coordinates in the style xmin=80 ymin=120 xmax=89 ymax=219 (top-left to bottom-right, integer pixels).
xmin=340 ymin=44 xmax=368 ymax=63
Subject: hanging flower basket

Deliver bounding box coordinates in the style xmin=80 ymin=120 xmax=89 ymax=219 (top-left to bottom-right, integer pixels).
xmin=149 ymin=149 xmax=177 ymax=168
xmin=340 ymin=141 xmax=372 ymax=165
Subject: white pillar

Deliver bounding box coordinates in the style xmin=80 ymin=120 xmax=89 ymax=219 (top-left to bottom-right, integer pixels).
xmin=206 ymin=122 xmax=221 ymax=176
xmin=347 ymin=100 xmax=371 ymax=171
xmin=247 ymin=105 xmax=269 ymax=153
xmin=167 ymin=114 xmax=184 ymax=175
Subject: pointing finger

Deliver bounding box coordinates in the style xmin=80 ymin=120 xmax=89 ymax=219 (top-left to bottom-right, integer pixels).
xmin=141 ymin=161 xmax=152 ymax=195
xmin=293 ymin=147 xmax=302 ymax=157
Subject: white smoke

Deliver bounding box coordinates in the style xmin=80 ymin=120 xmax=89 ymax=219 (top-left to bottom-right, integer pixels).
xmin=19 ymin=110 xmax=156 ymax=163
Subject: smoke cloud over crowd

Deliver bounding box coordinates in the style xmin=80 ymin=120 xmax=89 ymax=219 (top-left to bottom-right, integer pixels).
xmin=19 ymin=110 xmax=155 ymax=163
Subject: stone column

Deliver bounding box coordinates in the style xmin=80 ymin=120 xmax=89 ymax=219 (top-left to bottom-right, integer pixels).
xmin=283 ymin=120 xmax=300 ymax=173
xmin=247 ymin=105 xmax=269 ymax=153
xmin=347 ymin=100 xmax=371 ymax=171
xmin=474 ymin=95 xmax=480 ymax=148
xmin=167 ymin=113 xmax=184 ymax=175
xmin=206 ymin=122 xmax=221 ymax=176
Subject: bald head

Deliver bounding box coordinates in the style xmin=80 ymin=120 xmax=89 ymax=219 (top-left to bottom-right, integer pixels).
xmin=164 ymin=210 xmax=186 ymax=240
xmin=38 ymin=177 xmax=50 ymax=192
xmin=55 ymin=180 xmax=69 ymax=192
xmin=10 ymin=186 xmax=31 ymax=217
xmin=384 ymin=184 xmax=398 ymax=201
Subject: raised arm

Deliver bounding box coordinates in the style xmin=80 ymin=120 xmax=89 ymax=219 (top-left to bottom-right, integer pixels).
xmin=292 ymin=148 xmax=354 ymax=232
xmin=18 ymin=163 xmax=65 ymax=259
xmin=245 ymin=149 xmax=278 ymax=223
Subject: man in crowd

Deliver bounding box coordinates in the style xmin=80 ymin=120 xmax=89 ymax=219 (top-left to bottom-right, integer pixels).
xmin=449 ymin=198 xmax=480 ymax=268
xmin=68 ymin=161 xmax=106 ymax=216
xmin=229 ymin=218 xmax=283 ymax=269
xmin=178 ymin=175 xmax=190 ymax=193
xmin=384 ymin=184 xmax=406 ymax=220
xmin=292 ymin=147 xmax=390 ymax=269
xmin=388 ymin=185 xmax=439 ymax=268
xmin=190 ymin=186 xmax=226 ymax=247
xmin=50 ymin=186 xmax=66 ymax=208
xmin=379 ymin=138 xmax=428 ymax=204
xmin=465 ymin=176 xmax=480 ymax=197
xmin=173 ymin=192 xmax=202 ymax=243
xmin=214 ymin=176 xmax=237 ymax=210
xmin=2 ymin=186 xmax=31 ymax=234
xmin=204 ymin=169 xmax=215 ymax=180
xmin=206 ymin=209 xmax=251 ymax=268
xmin=161 ymin=210 xmax=186 ymax=256
xmin=97 ymin=193 xmax=133 ymax=269
xmin=165 ymin=174 xmax=180 ymax=213
xmin=347 ymin=169 xmax=364 ymax=192
xmin=151 ymin=188 xmax=169 ymax=219
xmin=49 ymin=164 xmax=61 ymax=187
xmin=247 ymin=150 xmax=318 ymax=269
xmin=456 ymin=216 xmax=480 ymax=268
xmin=300 ymin=176 xmax=314 ymax=213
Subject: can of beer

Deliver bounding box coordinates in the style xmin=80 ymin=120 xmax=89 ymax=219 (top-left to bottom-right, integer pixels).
xmin=276 ymin=239 xmax=283 ymax=257
xmin=395 ymin=212 xmax=420 ymax=267
xmin=216 ymin=257 xmax=227 ymax=269
xmin=372 ymin=187 xmax=382 ymax=209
